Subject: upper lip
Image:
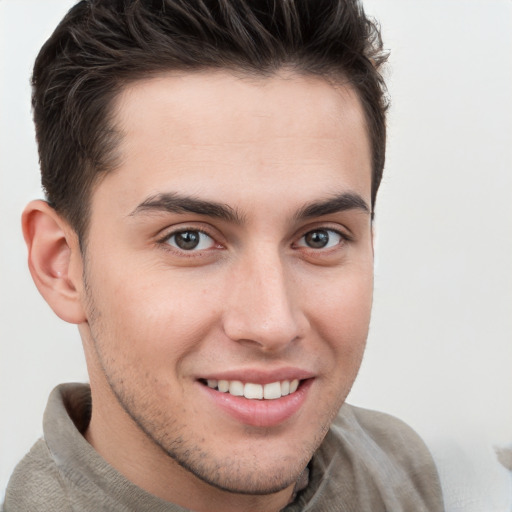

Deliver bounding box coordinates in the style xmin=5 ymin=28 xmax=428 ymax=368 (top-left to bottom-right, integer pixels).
xmin=198 ymin=367 xmax=315 ymax=384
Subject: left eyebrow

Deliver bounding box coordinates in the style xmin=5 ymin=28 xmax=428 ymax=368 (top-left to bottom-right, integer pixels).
xmin=294 ymin=192 xmax=371 ymax=220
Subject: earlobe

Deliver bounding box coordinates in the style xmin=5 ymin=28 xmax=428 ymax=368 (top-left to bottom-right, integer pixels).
xmin=22 ymin=200 xmax=86 ymax=324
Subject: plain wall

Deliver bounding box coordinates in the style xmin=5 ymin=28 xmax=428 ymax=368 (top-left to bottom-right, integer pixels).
xmin=1 ymin=0 xmax=511 ymax=508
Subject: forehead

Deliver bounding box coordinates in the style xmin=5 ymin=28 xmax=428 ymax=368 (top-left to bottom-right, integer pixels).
xmin=117 ymin=70 xmax=365 ymax=135
xmin=93 ymin=70 xmax=371 ymax=216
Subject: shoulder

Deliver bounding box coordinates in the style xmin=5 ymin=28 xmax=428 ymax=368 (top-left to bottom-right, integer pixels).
xmin=337 ymin=403 xmax=432 ymax=460
xmin=3 ymin=439 xmax=70 ymax=512
xmin=333 ymin=403 xmax=441 ymax=482
xmin=306 ymin=404 xmax=445 ymax=512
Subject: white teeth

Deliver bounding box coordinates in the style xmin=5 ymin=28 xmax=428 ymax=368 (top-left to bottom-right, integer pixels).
xmin=229 ymin=380 xmax=244 ymax=396
xmin=244 ymin=383 xmax=263 ymax=399
xmin=218 ymin=380 xmax=229 ymax=392
xmin=263 ymin=381 xmax=281 ymax=400
xmin=205 ymin=378 xmax=301 ymax=399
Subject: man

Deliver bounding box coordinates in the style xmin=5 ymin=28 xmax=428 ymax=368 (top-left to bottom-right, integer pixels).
xmin=4 ymin=0 xmax=444 ymax=510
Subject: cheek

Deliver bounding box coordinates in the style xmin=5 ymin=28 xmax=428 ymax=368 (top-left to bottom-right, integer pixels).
xmin=310 ymin=266 xmax=373 ymax=356
xmin=85 ymin=262 xmax=222 ymax=368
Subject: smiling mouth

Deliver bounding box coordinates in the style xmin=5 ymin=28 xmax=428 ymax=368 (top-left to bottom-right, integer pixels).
xmin=200 ymin=378 xmax=301 ymax=400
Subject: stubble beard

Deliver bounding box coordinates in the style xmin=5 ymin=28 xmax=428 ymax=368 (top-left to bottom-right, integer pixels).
xmin=82 ymin=271 xmax=325 ymax=497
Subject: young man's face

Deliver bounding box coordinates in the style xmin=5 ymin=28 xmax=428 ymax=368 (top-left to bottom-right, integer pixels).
xmin=77 ymin=71 xmax=374 ymax=504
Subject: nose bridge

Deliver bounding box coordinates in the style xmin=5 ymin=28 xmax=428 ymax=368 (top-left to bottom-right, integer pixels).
xmin=223 ymin=245 xmax=303 ymax=350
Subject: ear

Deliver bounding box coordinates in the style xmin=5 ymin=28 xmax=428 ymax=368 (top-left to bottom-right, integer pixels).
xmin=22 ymin=200 xmax=86 ymax=324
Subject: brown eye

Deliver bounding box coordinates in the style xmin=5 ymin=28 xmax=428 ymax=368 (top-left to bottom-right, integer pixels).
xmin=298 ymin=229 xmax=342 ymax=249
xmin=166 ymin=230 xmax=215 ymax=251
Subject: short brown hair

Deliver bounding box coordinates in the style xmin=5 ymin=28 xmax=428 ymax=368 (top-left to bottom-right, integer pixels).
xmin=32 ymin=0 xmax=388 ymax=241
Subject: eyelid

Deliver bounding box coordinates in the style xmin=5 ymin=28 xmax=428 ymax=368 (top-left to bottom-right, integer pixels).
xmin=167 ymin=230 xmax=215 ymax=251
xmin=294 ymin=222 xmax=353 ymax=243
xmin=295 ymin=229 xmax=341 ymax=248
xmin=155 ymin=223 xmax=225 ymax=252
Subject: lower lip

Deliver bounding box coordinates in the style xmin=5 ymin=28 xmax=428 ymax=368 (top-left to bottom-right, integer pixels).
xmin=199 ymin=379 xmax=313 ymax=428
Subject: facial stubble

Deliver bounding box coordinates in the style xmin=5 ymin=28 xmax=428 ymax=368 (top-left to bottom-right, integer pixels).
xmin=81 ymin=265 xmax=334 ymax=497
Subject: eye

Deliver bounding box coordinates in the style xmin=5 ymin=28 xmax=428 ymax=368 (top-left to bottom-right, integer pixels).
xmin=297 ymin=229 xmax=343 ymax=250
xmin=165 ymin=230 xmax=216 ymax=251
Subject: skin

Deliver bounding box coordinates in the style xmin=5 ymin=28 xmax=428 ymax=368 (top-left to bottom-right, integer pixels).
xmin=25 ymin=71 xmax=374 ymax=512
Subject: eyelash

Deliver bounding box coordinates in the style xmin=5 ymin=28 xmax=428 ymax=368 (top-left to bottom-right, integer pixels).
xmin=156 ymin=225 xmax=352 ymax=256
xmin=295 ymin=227 xmax=351 ymax=251
xmin=157 ymin=227 xmax=220 ymax=255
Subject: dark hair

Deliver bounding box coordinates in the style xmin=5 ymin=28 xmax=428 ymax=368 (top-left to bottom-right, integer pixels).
xmin=32 ymin=0 xmax=388 ymax=241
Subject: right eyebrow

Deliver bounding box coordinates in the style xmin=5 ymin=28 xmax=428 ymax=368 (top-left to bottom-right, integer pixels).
xmin=128 ymin=192 xmax=245 ymax=224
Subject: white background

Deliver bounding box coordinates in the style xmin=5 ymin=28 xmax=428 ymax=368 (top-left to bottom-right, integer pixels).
xmin=1 ymin=0 xmax=511 ymax=509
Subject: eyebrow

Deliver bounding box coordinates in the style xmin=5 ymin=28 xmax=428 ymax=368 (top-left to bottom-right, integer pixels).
xmin=130 ymin=191 xmax=370 ymax=224
xmin=129 ymin=192 xmax=245 ymax=224
xmin=294 ymin=192 xmax=371 ymax=220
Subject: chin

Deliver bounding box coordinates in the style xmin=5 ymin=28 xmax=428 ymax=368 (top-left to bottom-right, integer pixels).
xmin=173 ymin=452 xmax=307 ymax=496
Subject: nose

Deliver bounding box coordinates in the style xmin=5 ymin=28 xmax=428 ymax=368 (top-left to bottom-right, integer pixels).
xmin=222 ymin=249 xmax=307 ymax=352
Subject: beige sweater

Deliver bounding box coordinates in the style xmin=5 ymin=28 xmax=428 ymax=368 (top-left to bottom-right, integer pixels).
xmin=4 ymin=384 xmax=444 ymax=511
